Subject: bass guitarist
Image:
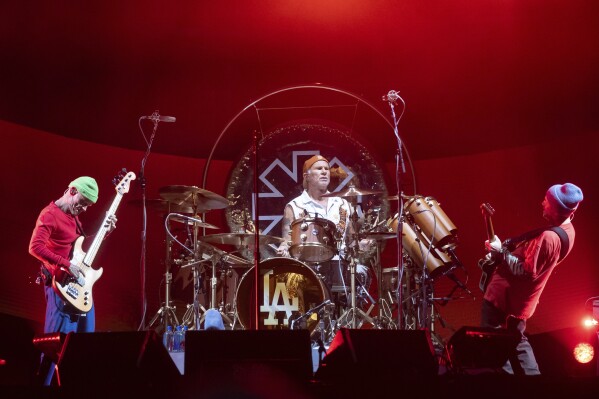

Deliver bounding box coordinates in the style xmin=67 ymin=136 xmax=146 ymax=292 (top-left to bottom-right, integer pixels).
xmin=29 ymin=176 xmax=117 ymax=385
xmin=481 ymin=182 xmax=583 ymax=375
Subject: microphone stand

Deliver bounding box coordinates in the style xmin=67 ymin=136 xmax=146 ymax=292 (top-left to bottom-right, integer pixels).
xmin=138 ymin=113 xmax=160 ymax=331
xmin=384 ymin=91 xmax=407 ymax=330
xmin=252 ymin=130 xmax=260 ymax=330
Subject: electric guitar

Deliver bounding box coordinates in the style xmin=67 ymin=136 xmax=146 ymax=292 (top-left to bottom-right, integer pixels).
xmin=477 ymin=202 xmax=500 ymax=293
xmin=52 ymin=170 xmax=136 ymax=312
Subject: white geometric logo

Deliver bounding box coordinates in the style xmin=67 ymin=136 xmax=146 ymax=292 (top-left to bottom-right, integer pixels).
xmin=254 ymin=150 xmax=354 ymax=235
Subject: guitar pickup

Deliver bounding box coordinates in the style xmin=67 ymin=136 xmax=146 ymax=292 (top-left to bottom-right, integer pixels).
xmin=66 ymin=285 xmax=79 ymax=299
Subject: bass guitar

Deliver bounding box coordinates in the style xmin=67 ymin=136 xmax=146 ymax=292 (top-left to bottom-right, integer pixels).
xmin=53 ymin=170 xmax=136 ymax=312
xmin=477 ymin=202 xmax=500 ymax=293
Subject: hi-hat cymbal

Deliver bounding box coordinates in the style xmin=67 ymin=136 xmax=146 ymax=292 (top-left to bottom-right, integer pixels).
xmin=198 ymin=233 xmax=284 ymax=247
xmin=128 ymin=199 xmax=194 ymax=214
xmin=170 ymin=215 xmax=219 ymax=229
xmin=321 ymin=185 xmax=384 ymax=198
xmin=159 ymin=185 xmax=230 ymax=212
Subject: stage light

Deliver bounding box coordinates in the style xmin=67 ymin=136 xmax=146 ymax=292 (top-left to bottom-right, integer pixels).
xmin=573 ymin=342 xmax=594 ymax=364
xmin=583 ymin=317 xmax=598 ymax=328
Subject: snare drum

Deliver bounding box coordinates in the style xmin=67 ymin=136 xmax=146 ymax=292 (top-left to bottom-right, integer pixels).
xmin=289 ymin=217 xmax=337 ymax=263
xmin=404 ymin=196 xmax=457 ymax=249
xmin=234 ymin=257 xmax=329 ymax=332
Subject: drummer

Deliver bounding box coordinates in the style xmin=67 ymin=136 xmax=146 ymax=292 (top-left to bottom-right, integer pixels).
xmin=276 ymin=155 xmax=372 ymax=311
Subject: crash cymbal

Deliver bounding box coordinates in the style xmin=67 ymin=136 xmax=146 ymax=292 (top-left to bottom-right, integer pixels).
xmin=170 ymin=215 xmax=219 ymax=229
xmin=198 ymin=233 xmax=284 ymax=247
xmin=128 ymin=199 xmax=194 ymax=214
xmin=158 ymin=185 xmax=230 ymax=212
xmin=321 ymin=185 xmax=384 ymax=198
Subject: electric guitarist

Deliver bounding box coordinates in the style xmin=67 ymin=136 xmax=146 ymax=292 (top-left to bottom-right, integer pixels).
xmin=479 ymin=183 xmax=582 ymax=375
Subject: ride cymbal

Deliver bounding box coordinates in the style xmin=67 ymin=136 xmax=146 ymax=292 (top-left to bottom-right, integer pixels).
xmin=159 ymin=185 xmax=230 ymax=212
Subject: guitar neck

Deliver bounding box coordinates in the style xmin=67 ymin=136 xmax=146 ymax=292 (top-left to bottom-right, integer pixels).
xmin=484 ymin=216 xmax=495 ymax=240
xmin=83 ymin=192 xmax=124 ymax=266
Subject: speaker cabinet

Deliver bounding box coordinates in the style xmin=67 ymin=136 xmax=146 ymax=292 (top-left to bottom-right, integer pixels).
xmin=445 ymin=326 xmax=520 ymax=372
xmin=183 ymin=330 xmax=313 ymax=395
xmin=56 ymin=331 xmax=180 ymax=390
xmin=315 ymin=328 xmax=438 ymax=382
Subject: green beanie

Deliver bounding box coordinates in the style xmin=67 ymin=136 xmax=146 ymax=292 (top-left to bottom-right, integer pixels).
xmin=69 ymin=176 xmax=99 ymax=203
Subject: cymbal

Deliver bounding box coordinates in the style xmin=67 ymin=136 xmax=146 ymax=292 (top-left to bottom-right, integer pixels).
xmin=321 ymin=185 xmax=384 ymax=198
xmin=128 ymin=199 xmax=194 ymax=214
xmin=198 ymin=233 xmax=284 ymax=247
xmin=170 ymin=215 xmax=219 ymax=229
xmin=159 ymin=185 xmax=230 ymax=212
xmin=362 ymin=232 xmax=397 ymax=241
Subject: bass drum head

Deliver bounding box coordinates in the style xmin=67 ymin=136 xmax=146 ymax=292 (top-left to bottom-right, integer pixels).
xmin=234 ymin=257 xmax=329 ymax=332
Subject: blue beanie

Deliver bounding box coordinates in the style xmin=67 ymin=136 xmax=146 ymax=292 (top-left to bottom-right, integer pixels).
xmin=546 ymin=183 xmax=583 ymax=214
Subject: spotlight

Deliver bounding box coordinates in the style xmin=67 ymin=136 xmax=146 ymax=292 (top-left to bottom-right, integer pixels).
xmin=573 ymin=342 xmax=595 ymax=364
xmin=583 ymin=317 xmax=598 ymax=328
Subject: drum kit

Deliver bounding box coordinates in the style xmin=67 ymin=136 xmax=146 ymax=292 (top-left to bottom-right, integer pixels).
xmin=136 ymin=183 xmax=464 ymax=346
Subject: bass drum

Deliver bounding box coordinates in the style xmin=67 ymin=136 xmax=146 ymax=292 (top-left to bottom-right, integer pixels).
xmin=234 ymin=257 xmax=329 ymax=332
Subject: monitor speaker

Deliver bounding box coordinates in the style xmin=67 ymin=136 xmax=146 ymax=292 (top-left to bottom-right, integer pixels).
xmin=315 ymin=328 xmax=438 ymax=382
xmin=55 ymin=331 xmax=180 ymax=391
xmin=183 ymin=330 xmax=313 ymax=396
xmin=445 ymin=326 xmax=520 ymax=372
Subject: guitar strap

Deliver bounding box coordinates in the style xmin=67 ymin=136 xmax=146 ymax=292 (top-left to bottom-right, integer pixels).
xmin=504 ymin=226 xmax=569 ymax=262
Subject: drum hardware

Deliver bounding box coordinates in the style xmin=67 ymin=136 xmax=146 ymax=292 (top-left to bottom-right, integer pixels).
xmin=145 ymin=203 xmax=187 ymax=333
xmin=198 ymin=232 xmax=284 ymax=247
xmin=325 ymin=186 xmax=385 ymax=330
xmin=198 ymin=232 xmax=284 ymax=263
xmin=362 ymin=231 xmax=397 ymax=328
xmin=170 ymin=214 xmax=220 ymax=230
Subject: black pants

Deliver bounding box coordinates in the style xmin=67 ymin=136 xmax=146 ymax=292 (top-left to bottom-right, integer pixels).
xmin=481 ymin=299 xmax=540 ymax=375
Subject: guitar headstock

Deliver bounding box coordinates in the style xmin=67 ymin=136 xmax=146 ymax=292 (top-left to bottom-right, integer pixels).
xmin=480 ymin=202 xmax=495 ymax=218
xmin=113 ymin=168 xmax=137 ymax=195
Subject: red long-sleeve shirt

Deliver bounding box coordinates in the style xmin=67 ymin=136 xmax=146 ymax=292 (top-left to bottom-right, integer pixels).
xmin=29 ymin=202 xmax=82 ymax=274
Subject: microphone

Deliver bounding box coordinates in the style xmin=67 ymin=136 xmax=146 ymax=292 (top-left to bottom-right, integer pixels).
xmin=141 ymin=110 xmax=176 ymax=123
xmin=382 ymin=90 xmax=401 ymax=104
xmin=446 ymin=272 xmax=474 ymax=297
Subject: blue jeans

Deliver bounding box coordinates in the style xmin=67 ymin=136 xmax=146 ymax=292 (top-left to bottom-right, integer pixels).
xmin=481 ymin=299 xmax=540 ymax=375
xmin=40 ymin=285 xmax=95 ymax=385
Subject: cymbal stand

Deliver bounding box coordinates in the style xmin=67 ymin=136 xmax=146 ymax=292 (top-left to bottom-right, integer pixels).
xmin=371 ymin=238 xmax=396 ymax=329
xmin=199 ymin=255 xmax=234 ymax=329
xmin=146 ymin=211 xmax=179 ymax=332
xmin=337 ymin=208 xmax=375 ymax=329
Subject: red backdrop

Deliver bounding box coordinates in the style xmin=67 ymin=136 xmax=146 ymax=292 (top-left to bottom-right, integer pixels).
xmin=1 ymin=120 xmax=596 ymax=343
